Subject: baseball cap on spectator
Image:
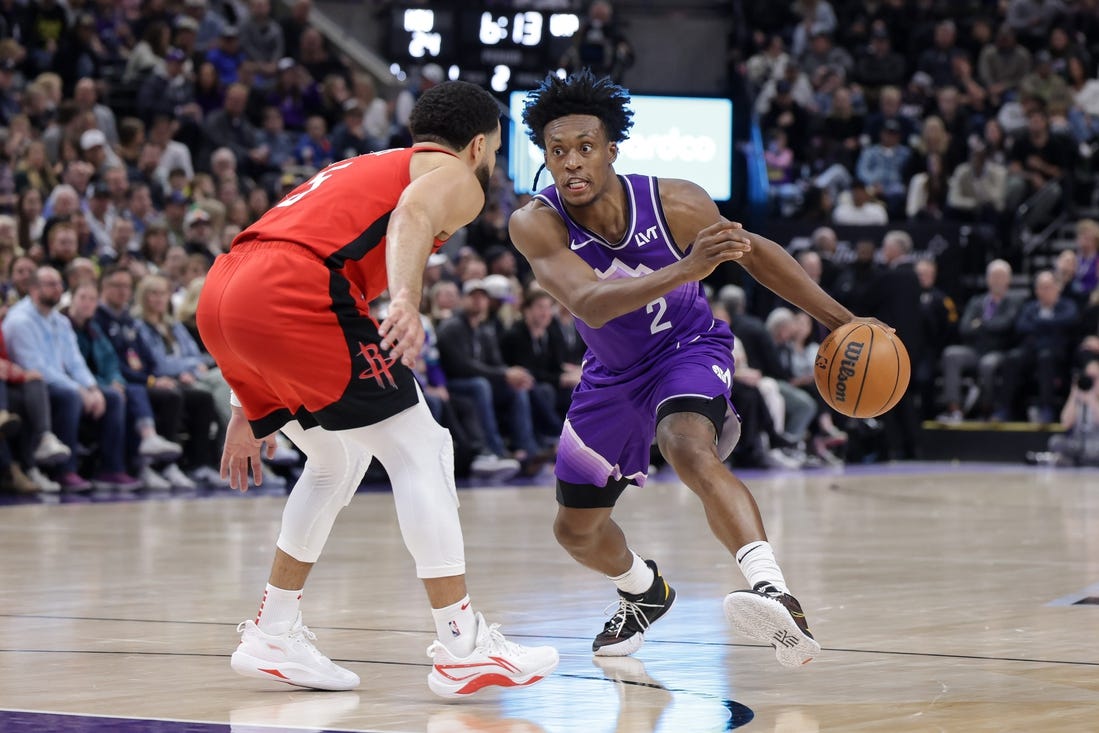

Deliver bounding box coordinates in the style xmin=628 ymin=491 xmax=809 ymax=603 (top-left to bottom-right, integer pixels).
xmin=184 ymin=208 xmax=212 ymax=228
xmin=871 ymin=27 xmax=890 ymax=40
xmin=166 ymin=190 xmax=188 ymax=206
xmin=967 ymin=134 xmax=987 ymax=154
xmin=882 ymin=119 xmax=902 ymax=134
xmin=175 ymin=16 xmax=199 ymax=32
xmin=910 ymin=71 xmax=933 ymax=89
xmin=277 ymin=57 xmax=296 ymax=72
xmin=166 ymin=48 xmax=186 ymax=63
xmin=342 ymin=98 xmax=363 ymax=115
xmin=1034 ymin=50 xmax=1052 ymax=65
xmin=91 ymin=181 xmax=111 ymax=198
xmin=422 ymin=63 xmax=444 ymax=84
xmin=221 ymin=25 xmax=239 ymax=38
xmin=80 ymin=128 xmax=107 ymax=151
xmin=462 ymin=278 xmax=489 ymax=296
xmin=427 ymin=253 xmax=449 ymax=268
xmin=482 ymin=274 xmax=516 ymax=303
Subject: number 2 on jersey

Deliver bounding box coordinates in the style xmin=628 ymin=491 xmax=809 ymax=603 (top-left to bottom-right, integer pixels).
xmin=646 ymin=297 xmax=672 ymax=334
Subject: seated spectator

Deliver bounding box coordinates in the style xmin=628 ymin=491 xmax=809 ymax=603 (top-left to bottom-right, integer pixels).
xmin=124 ymin=21 xmax=171 ymax=84
xmin=68 ymin=279 xmax=183 ymax=472
xmin=855 ymin=119 xmax=911 ymax=216
xmin=256 ymin=106 xmax=297 ymax=170
xmin=500 ymin=286 xmax=572 ymax=435
xmin=239 ymin=0 xmax=285 ymax=88
xmin=436 ymin=279 xmax=547 ymax=474
xmin=1005 ymin=105 xmax=1073 ymax=218
xmin=1070 ymin=219 xmax=1099 ymax=299
xmin=294 ymin=114 xmax=332 ymax=169
xmin=832 ymin=181 xmax=888 ymax=225
xmin=978 ymin=25 xmax=1032 ymax=107
xmin=206 ymin=25 xmax=245 ymax=86
xmin=2 ymin=266 xmax=127 ymax=491
xmin=0 ymin=302 xmax=70 ymax=493
xmin=995 ymin=271 xmax=1079 ymax=423
xmin=132 ymin=274 xmax=229 ymax=482
xmin=940 ymin=259 xmax=1024 ymax=424
xmin=1031 ymin=355 xmax=1099 ymax=466
xmin=855 ymin=25 xmax=907 ymax=91
xmin=946 ymin=136 xmax=1008 ymax=221
xmin=330 ymin=99 xmax=374 ymax=160
xmin=95 ymin=266 xmax=200 ymax=490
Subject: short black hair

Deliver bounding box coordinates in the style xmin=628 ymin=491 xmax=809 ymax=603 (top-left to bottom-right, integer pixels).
xmin=408 ymin=80 xmax=501 ymax=151
xmin=522 ymin=69 xmax=634 ymax=150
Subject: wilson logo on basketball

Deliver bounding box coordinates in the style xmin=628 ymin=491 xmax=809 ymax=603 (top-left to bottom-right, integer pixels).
xmin=833 ymin=341 xmax=865 ymax=403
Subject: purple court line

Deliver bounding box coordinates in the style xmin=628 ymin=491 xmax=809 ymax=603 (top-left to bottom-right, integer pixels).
xmin=0 ymin=709 xmax=362 ymax=733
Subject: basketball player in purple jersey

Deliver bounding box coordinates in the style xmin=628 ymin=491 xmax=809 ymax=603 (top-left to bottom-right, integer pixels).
xmin=510 ymin=71 xmax=886 ymax=667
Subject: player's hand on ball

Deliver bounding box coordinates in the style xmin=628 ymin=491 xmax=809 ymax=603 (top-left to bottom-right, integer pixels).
xmin=685 ymin=220 xmax=752 ymax=279
xmin=846 ymin=316 xmax=896 ymax=335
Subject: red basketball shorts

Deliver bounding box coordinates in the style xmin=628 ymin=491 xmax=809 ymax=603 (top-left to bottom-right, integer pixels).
xmin=196 ymin=241 xmax=418 ymax=437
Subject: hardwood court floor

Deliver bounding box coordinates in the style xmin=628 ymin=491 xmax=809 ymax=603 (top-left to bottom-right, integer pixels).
xmin=1 ymin=463 xmax=1097 ymax=732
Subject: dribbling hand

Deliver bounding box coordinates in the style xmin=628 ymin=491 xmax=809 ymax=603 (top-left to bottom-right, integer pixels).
xmin=684 ymin=220 xmax=752 ymax=280
xmin=378 ymin=290 xmax=424 ymax=369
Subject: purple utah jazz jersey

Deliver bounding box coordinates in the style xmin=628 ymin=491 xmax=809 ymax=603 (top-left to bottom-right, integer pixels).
xmin=534 ymin=174 xmax=730 ymax=372
xmin=536 ymin=174 xmax=738 ymax=491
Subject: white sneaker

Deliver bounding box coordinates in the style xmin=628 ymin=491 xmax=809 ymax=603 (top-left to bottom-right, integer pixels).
xmin=470 ymin=453 xmax=521 ymax=481
xmin=138 ymin=434 xmax=183 ymax=461
xmin=231 ymin=613 xmax=360 ymax=691
xmin=161 ymin=463 xmax=197 ymax=489
xmin=27 ymin=466 xmax=60 ymax=492
xmin=139 ymin=465 xmax=173 ymax=491
xmin=426 ymin=612 xmax=558 ymax=698
xmin=33 ymin=431 xmax=71 ymax=466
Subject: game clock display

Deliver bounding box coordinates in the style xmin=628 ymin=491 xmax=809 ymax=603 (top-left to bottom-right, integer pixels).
xmin=388 ymin=4 xmax=580 ymax=92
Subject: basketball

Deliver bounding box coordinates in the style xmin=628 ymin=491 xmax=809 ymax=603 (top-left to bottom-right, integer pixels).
xmin=813 ymin=322 xmax=910 ymax=419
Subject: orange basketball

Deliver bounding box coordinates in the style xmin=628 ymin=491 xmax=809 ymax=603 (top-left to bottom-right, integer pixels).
xmin=813 ymin=322 xmax=910 ymax=419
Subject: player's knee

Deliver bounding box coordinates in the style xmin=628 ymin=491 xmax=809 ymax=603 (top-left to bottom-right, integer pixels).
xmin=553 ymin=509 xmax=602 ymax=552
xmin=660 ymin=432 xmax=718 ymax=484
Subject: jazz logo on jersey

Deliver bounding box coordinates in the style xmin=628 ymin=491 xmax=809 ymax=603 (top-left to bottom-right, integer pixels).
xmin=712 ymin=364 xmax=732 ymax=389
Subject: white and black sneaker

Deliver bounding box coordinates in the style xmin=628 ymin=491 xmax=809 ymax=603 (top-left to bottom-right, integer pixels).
xmin=723 ymin=582 xmax=819 ymax=667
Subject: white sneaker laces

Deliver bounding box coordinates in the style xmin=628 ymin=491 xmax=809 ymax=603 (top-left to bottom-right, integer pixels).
xmin=602 ymin=598 xmax=659 ymax=637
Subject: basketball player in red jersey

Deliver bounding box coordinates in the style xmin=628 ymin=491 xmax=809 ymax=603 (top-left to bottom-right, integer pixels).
xmin=196 ymin=81 xmax=558 ymax=696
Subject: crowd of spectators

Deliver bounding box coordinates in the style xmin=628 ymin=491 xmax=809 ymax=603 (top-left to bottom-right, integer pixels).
xmin=3 ymin=0 xmax=1099 ymax=494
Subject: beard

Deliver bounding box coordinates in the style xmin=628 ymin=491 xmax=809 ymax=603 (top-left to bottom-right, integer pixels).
xmin=475 ymin=160 xmax=490 ymax=195
xmin=38 ymin=294 xmax=60 ymax=309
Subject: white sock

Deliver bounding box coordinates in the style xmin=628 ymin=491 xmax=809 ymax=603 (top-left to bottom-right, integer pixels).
xmin=255 ymin=583 xmax=302 ymax=635
xmin=609 ymin=551 xmax=655 ymax=596
xmin=736 ymin=541 xmax=789 ymax=594
xmin=432 ymin=595 xmax=477 ymax=657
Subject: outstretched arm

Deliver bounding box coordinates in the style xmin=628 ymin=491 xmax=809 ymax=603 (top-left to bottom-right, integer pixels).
xmin=737 ymin=231 xmax=855 ymax=330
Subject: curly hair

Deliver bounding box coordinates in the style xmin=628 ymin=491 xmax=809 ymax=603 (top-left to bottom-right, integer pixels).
xmin=408 ymin=80 xmax=501 ymax=151
xmin=521 ymin=69 xmax=634 ymax=150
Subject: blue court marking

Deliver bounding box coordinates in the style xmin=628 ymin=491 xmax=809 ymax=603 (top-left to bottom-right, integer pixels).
xmin=1047 ymin=581 xmax=1099 ymax=606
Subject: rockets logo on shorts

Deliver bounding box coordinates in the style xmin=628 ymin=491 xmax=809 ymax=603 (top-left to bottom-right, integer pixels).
xmin=356 ymin=342 xmax=397 ymax=389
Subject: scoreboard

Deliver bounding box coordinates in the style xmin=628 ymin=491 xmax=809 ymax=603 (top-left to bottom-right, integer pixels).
xmin=387 ymin=4 xmax=582 ymax=92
